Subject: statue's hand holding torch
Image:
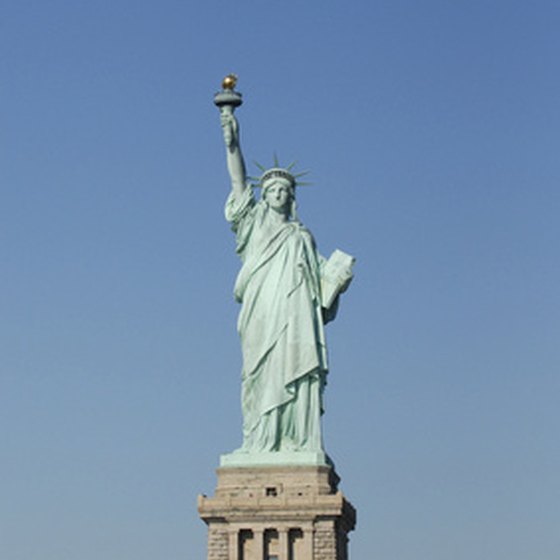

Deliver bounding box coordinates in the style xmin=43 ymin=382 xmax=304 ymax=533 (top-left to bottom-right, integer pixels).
xmin=220 ymin=108 xmax=238 ymax=148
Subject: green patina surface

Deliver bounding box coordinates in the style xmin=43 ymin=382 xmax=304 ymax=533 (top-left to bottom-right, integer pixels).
xmin=216 ymin=82 xmax=354 ymax=466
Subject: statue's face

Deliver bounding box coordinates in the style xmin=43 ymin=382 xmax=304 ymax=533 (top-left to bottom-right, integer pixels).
xmin=263 ymin=180 xmax=292 ymax=214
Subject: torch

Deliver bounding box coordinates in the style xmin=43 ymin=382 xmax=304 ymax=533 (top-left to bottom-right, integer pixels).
xmin=214 ymin=74 xmax=243 ymax=148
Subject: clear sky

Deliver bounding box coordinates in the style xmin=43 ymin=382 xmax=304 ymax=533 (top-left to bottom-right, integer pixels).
xmin=1 ymin=1 xmax=559 ymax=559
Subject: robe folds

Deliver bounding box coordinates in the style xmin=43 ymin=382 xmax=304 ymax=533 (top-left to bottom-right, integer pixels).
xmin=225 ymin=187 xmax=329 ymax=452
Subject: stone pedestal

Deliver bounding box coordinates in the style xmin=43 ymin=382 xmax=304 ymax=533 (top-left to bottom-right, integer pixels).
xmin=198 ymin=465 xmax=356 ymax=560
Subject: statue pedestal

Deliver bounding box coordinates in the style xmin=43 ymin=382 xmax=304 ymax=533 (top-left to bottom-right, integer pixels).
xmin=198 ymin=464 xmax=356 ymax=560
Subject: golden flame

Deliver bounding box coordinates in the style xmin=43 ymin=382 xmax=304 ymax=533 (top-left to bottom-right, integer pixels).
xmin=222 ymin=74 xmax=238 ymax=90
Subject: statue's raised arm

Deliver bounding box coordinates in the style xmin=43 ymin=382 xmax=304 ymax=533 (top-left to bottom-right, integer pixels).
xmin=214 ymin=75 xmax=246 ymax=198
xmin=220 ymin=111 xmax=246 ymax=197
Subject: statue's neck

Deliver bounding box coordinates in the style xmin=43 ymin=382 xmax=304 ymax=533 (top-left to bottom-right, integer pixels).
xmin=266 ymin=208 xmax=289 ymax=225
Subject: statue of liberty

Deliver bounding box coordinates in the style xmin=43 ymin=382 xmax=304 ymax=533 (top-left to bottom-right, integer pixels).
xmin=215 ymin=76 xmax=354 ymax=464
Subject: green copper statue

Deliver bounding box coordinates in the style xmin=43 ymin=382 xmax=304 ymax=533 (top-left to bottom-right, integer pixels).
xmin=215 ymin=76 xmax=354 ymax=465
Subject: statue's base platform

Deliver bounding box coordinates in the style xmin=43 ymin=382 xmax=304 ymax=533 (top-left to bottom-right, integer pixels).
xmin=220 ymin=450 xmax=332 ymax=468
xmin=198 ymin=463 xmax=356 ymax=560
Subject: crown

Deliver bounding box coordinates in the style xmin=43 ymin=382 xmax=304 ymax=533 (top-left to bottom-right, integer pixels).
xmin=260 ymin=167 xmax=296 ymax=188
xmin=251 ymin=156 xmax=311 ymax=189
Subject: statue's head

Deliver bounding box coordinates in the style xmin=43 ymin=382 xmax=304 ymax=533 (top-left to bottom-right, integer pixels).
xmin=261 ymin=168 xmax=295 ymax=217
xmin=256 ymin=161 xmax=310 ymax=220
xmin=263 ymin=179 xmax=293 ymax=216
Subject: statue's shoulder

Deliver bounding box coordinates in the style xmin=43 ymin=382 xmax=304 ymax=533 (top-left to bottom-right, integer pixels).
xmin=294 ymin=220 xmax=311 ymax=234
xmin=294 ymin=222 xmax=317 ymax=245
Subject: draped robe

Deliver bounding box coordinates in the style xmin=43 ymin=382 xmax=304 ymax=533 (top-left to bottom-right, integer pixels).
xmin=225 ymin=186 xmax=329 ymax=452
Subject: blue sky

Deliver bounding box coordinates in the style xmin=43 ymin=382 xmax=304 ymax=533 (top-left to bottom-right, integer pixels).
xmin=1 ymin=1 xmax=559 ymax=559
